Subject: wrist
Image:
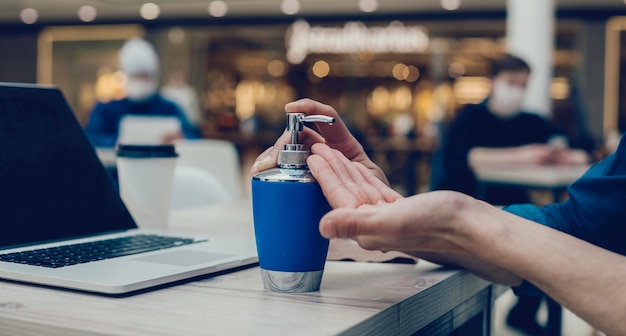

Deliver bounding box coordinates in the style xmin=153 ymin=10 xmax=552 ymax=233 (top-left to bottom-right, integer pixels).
xmin=446 ymin=196 xmax=501 ymax=255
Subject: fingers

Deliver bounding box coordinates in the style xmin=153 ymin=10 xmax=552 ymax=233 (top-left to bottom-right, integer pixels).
xmin=250 ymin=119 xmax=325 ymax=175
xmin=309 ymin=143 xmax=393 ymax=207
xmin=285 ymin=99 xmax=343 ymax=140
xmin=250 ymin=131 xmax=290 ymax=175
xmin=319 ymin=207 xmax=400 ymax=254
xmin=353 ymin=161 xmax=403 ymax=203
xmin=252 ymin=98 xmax=386 ymax=190
xmin=307 ymin=155 xmax=361 ymax=209
xmin=288 ymin=99 xmax=389 ymax=185
xmin=319 ymin=207 xmax=381 ymax=239
xmin=250 ymin=147 xmax=276 ymax=175
xmin=286 ymin=99 xmax=364 ymax=160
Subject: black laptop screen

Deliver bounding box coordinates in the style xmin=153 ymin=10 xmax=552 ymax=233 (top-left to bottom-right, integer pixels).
xmin=0 ymin=83 xmax=137 ymax=249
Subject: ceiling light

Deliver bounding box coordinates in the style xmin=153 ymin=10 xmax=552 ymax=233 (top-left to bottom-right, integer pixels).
xmin=392 ymin=63 xmax=409 ymax=81
xmin=448 ymin=62 xmax=465 ymax=78
xmin=78 ymin=5 xmax=97 ymax=22
xmin=440 ymin=0 xmax=461 ymax=11
xmin=358 ymin=0 xmax=378 ymax=13
xmin=208 ymin=1 xmax=228 ymax=17
xmin=281 ymin=0 xmax=301 ymax=15
xmin=312 ymin=60 xmax=330 ymax=78
xmin=140 ymin=3 xmax=160 ymax=20
xmin=20 ymin=8 xmax=38 ymax=24
xmin=406 ymin=66 xmax=420 ymax=82
xmin=267 ymin=60 xmax=286 ymax=77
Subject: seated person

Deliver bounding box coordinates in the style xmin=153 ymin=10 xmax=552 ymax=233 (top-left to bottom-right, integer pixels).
xmin=85 ymin=38 xmax=199 ymax=148
xmin=432 ymin=54 xmax=589 ymax=205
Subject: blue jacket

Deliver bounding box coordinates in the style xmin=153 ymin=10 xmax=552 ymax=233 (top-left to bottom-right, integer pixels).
xmin=85 ymin=94 xmax=200 ymax=148
xmin=506 ymin=135 xmax=626 ymax=294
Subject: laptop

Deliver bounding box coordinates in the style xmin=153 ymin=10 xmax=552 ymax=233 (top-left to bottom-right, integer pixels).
xmin=0 ymin=82 xmax=258 ymax=295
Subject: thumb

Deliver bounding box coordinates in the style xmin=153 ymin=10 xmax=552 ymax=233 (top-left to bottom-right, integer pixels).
xmin=319 ymin=207 xmax=381 ymax=239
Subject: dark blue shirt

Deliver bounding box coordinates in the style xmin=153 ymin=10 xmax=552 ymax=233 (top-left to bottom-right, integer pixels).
xmin=432 ymin=101 xmax=562 ymax=205
xmin=506 ymin=135 xmax=626 ymax=295
xmin=85 ymin=94 xmax=200 ymax=148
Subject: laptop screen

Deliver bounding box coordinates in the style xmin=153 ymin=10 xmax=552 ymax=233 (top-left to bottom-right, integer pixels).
xmin=0 ymin=83 xmax=137 ymax=249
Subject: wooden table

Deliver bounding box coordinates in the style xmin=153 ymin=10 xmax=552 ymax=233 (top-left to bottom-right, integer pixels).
xmin=474 ymin=164 xmax=589 ymax=202
xmin=0 ymin=201 xmax=503 ymax=336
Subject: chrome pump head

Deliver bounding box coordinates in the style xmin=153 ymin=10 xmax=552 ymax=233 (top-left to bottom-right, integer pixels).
xmin=278 ymin=113 xmax=335 ymax=169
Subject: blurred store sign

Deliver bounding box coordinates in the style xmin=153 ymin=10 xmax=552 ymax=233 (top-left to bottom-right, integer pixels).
xmin=286 ymin=20 xmax=429 ymax=64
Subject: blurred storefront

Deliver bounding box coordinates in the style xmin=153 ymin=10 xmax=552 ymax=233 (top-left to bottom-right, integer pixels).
xmin=36 ymin=17 xmax=595 ymax=194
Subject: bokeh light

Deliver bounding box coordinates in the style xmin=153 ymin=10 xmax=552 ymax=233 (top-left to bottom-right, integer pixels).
xmin=312 ymin=60 xmax=330 ymax=78
xmin=281 ymin=0 xmax=301 ymax=15
xmin=139 ymin=3 xmax=160 ymax=20
xmin=20 ymin=8 xmax=39 ymax=24
xmin=208 ymin=1 xmax=228 ymax=17
xmin=78 ymin=5 xmax=97 ymax=22
xmin=358 ymin=0 xmax=379 ymax=13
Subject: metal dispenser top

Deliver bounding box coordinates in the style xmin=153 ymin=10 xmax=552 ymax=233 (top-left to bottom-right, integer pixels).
xmin=278 ymin=113 xmax=335 ymax=169
xmin=253 ymin=113 xmax=335 ymax=182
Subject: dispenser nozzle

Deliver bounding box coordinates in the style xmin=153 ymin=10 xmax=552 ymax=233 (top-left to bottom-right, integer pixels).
xmin=286 ymin=113 xmax=335 ymax=145
xmin=279 ymin=113 xmax=335 ymax=169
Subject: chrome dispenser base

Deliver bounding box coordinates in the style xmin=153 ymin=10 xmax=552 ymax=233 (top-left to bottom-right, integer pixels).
xmin=260 ymin=269 xmax=324 ymax=293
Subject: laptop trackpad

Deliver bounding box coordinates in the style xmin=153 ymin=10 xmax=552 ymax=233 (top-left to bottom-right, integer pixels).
xmin=132 ymin=250 xmax=236 ymax=267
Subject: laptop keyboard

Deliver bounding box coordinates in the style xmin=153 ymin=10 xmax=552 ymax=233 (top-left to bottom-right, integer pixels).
xmin=0 ymin=234 xmax=204 ymax=268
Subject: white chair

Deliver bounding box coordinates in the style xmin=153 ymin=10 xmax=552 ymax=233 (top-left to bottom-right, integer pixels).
xmin=117 ymin=115 xmax=182 ymax=145
xmin=174 ymin=139 xmax=244 ymax=201
xmin=170 ymin=166 xmax=231 ymax=210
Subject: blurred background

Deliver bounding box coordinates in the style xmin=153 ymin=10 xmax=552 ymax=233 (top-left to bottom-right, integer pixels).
xmin=1 ymin=0 xmax=626 ymax=195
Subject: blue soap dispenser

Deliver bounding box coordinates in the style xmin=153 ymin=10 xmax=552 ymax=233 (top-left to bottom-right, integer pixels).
xmin=251 ymin=113 xmax=335 ymax=292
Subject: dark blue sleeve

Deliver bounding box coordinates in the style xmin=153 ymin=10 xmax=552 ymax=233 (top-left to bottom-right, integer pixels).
xmin=178 ymin=113 xmax=201 ymax=139
xmin=510 ymin=146 xmax=626 ymax=254
xmin=504 ymin=135 xmax=626 ymax=295
xmin=84 ymin=103 xmax=119 ymax=148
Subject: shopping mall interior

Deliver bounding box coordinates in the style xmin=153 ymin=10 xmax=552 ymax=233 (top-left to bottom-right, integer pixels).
xmin=1 ymin=1 xmax=625 ymax=334
xmin=4 ymin=0 xmax=626 ymax=197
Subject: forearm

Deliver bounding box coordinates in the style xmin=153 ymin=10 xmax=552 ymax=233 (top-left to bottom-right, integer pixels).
xmin=407 ymin=251 xmax=522 ymax=286
xmin=457 ymin=201 xmax=626 ymax=335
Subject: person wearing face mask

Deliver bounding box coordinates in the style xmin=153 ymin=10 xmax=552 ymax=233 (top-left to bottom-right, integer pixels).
xmin=85 ymin=38 xmax=200 ymax=148
xmin=431 ymin=54 xmax=590 ymax=335
xmin=431 ymin=54 xmax=589 ymax=205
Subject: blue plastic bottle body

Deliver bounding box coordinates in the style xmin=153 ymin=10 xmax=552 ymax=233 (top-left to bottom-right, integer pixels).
xmin=251 ymin=178 xmax=331 ymax=272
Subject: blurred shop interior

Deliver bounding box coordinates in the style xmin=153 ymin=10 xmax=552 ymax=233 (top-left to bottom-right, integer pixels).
xmin=2 ymin=0 xmax=626 ymax=195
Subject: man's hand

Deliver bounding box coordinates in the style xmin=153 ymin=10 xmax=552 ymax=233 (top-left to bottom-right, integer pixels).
xmin=250 ymin=98 xmax=388 ymax=186
xmin=318 ymin=190 xmax=475 ymax=253
xmin=308 ymin=143 xmax=402 ymax=209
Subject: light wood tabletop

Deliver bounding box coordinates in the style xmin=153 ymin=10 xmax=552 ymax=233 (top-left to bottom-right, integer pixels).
xmin=473 ymin=164 xmax=589 ymax=189
xmin=0 ymin=201 xmax=501 ymax=336
xmin=474 ymin=164 xmax=590 ymax=204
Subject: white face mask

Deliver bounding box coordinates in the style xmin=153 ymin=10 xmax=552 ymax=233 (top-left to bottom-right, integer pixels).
xmin=125 ymin=78 xmax=157 ymax=102
xmin=489 ymin=79 xmax=526 ymax=118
